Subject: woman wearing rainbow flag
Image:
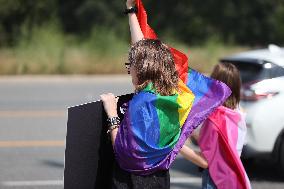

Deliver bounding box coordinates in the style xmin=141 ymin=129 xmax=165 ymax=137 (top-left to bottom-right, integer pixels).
xmin=101 ymin=0 xmax=231 ymax=188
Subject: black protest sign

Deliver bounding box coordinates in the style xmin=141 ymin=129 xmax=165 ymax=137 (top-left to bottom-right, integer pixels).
xmin=64 ymin=93 xmax=134 ymax=189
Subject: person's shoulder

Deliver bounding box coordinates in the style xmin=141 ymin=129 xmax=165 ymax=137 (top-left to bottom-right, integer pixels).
xmin=130 ymin=91 xmax=156 ymax=107
xmin=128 ymin=92 xmax=158 ymax=119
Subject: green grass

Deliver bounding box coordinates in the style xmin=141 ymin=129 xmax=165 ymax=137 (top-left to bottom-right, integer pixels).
xmin=0 ymin=26 xmax=249 ymax=75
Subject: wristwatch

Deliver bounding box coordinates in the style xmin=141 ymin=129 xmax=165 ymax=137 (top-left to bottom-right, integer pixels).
xmin=124 ymin=6 xmax=138 ymax=15
xmin=107 ymin=117 xmax=120 ymax=127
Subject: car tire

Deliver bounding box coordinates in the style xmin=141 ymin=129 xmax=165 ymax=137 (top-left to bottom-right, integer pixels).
xmin=280 ymin=138 xmax=284 ymax=173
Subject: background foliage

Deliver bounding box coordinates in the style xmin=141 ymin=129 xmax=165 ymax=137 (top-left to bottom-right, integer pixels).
xmin=0 ymin=0 xmax=283 ymax=74
xmin=1 ymin=0 xmax=284 ymax=46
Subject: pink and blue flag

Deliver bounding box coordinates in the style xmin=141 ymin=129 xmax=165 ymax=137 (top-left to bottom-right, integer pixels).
xmin=199 ymin=106 xmax=251 ymax=189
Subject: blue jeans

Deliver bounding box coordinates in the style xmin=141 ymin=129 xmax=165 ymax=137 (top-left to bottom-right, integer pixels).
xmin=202 ymin=169 xmax=217 ymax=189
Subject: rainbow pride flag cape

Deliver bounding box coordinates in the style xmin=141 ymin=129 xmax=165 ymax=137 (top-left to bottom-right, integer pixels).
xmin=199 ymin=106 xmax=251 ymax=189
xmin=114 ymin=0 xmax=231 ymax=175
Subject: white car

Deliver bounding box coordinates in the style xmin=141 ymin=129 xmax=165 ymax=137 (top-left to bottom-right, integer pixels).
xmin=220 ymin=45 xmax=284 ymax=171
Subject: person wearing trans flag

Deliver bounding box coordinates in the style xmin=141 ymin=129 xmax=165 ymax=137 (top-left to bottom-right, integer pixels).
xmin=196 ymin=63 xmax=251 ymax=189
xmin=101 ymin=0 xmax=231 ymax=188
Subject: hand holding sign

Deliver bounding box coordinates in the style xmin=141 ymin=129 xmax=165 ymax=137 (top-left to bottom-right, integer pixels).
xmin=100 ymin=93 xmax=118 ymax=118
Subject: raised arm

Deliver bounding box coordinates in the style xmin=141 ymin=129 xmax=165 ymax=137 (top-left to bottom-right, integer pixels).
xmin=180 ymin=144 xmax=208 ymax=169
xmin=126 ymin=0 xmax=144 ymax=43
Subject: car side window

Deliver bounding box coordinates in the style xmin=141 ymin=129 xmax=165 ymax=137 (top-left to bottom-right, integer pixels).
xmin=270 ymin=65 xmax=284 ymax=78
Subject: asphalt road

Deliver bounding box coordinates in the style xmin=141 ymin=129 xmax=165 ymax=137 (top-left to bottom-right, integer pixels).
xmin=0 ymin=75 xmax=283 ymax=189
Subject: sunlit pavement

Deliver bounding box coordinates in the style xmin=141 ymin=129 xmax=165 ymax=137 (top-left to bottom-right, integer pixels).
xmin=0 ymin=76 xmax=283 ymax=189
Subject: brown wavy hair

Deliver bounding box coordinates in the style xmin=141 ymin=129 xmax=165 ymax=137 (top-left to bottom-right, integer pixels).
xmin=128 ymin=39 xmax=178 ymax=96
xmin=211 ymin=63 xmax=241 ymax=109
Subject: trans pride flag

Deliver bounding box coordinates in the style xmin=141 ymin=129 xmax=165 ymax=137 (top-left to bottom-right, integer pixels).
xmin=199 ymin=106 xmax=251 ymax=189
xmin=114 ymin=0 xmax=231 ymax=175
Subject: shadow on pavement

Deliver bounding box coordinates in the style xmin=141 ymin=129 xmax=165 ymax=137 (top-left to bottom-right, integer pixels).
xmin=171 ymin=156 xmax=284 ymax=183
xmin=244 ymin=159 xmax=284 ymax=182
xmin=42 ymin=159 xmax=64 ymax=169
xmin=170 ymin=157 xmax=202 ymax=177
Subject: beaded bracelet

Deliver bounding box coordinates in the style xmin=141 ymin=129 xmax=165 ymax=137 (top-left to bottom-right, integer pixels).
xmin=107 ymin=117 xmax=120 ymax=127
xmin=107 ymin=125 xmax=119 ymax=134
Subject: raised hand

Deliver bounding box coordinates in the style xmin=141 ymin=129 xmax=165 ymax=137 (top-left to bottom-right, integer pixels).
xmin=126 ymin=0 xmax=136 ymax=8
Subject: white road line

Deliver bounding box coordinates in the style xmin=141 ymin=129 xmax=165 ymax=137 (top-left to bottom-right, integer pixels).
xmin=2 ymin=177 xmax=201 ymax=187
xmin=2 ymin=180 xmax=63 ymax=186
xmin=171 ymin=177 xmax=202 ymax=184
